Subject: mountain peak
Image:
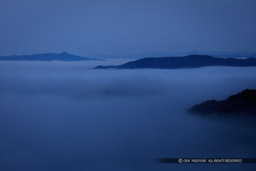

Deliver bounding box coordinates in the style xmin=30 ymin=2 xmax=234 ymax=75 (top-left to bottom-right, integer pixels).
xmin=0 ymin=52 xmax=96 ymax=61
xmin=60 ymin=52 xmax=70 ymax=55
xmin=94 ymin=54 xmax=256 ymax=69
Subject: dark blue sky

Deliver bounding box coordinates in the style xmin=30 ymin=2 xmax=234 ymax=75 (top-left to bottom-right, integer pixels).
xmin=0 ymin=0 xmax=256 ymax=58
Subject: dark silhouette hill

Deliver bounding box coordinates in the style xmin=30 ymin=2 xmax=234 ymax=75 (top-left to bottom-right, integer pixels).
xmin=95 ymin=55 xmax=256 ymax=69
xmin=189 ymin=89 xmax=256 ymax=115
xmin=0 ymin=52 xmax=99 ymax=61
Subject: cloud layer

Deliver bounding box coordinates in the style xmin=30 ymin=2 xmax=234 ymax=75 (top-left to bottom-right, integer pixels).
xmin=1 ymin=61 xmax=256 ymax=171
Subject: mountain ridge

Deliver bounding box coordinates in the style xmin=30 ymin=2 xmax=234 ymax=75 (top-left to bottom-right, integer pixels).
xmin=189 ymin=89 xmax=256 ymax=115
xmin=0 ymin=52 xmax=100 ymax=61
xmin=95 ymin=55 xmax=256 ymax=69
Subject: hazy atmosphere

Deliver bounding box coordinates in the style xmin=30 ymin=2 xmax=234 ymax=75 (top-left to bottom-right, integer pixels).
xmin=1 ymin=61 xmax=256 ymax=170
xmin=1 ymin=0 xmax=256 ymax=171
xmin=0 ymin=0 xmax=256 ymax=57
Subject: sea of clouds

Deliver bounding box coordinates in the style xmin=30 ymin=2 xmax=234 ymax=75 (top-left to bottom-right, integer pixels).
xmin=0 ymin=60 xmax=256 ymax=171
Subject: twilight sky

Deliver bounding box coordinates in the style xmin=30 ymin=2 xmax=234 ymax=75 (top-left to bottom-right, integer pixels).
xmin=0 ymin=0 xmax=256 ymax=58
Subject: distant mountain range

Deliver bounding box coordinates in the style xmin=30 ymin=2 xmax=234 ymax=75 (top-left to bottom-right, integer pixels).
xmin=86 ymin=51 xmax=256 ymax=59
xmin=95 ymin=55 xmax=256 ymax=69
xmin=189 ymin=89 xmax=256 ymax=115
xmin=0 ymin=52 xmax=100 ymax=61
xmin=162 ymin=51 xmax=256 ymax=58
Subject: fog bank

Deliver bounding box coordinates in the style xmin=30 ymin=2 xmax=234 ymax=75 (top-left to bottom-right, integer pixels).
xmin=1 ymin=61 xmax=256 ymax=171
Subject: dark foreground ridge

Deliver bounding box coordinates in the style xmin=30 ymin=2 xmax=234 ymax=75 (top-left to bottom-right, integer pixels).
xmin=0 ymin=52 xmax=100 ymax=61
xmin=94 ymin=55 xmax=256 ymax=69
xmin=189 ymin=89 xmax=256 ymax=115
